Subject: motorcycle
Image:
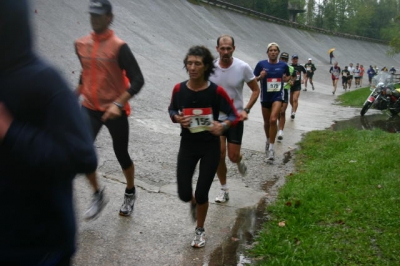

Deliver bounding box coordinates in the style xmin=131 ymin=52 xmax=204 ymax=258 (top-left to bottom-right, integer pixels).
xmin=360 ymin=72 xmax=400 ymax=116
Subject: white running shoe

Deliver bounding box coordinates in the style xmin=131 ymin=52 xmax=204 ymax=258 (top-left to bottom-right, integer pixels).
xmin=277 ymin=130 xmax=283 ymax=141
xmin=265 ymin=142 xmax=270 ymax=155
xmin=215 ymin=189 xmax=229 ymax=203
xmin=84 ymin=188 xmax=108 ymax=221
xmin=191 ymin=228 xmax=206 ymax=248
xmin=119 ymin=192 xmax=137 ymax=216
xmin=291 ymin=112 xmax=295 ymax=119
xmin=267 ymin=150 xmax=275 ymax=161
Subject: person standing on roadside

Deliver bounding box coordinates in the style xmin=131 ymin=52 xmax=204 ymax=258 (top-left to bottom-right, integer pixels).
xmin=289 ymin=55 xmax=307 ymax=120
xmin=254 ymin=42 xmax=290 ymax=161
xmin=329 ymin=51 xmax=335 ymax=64
xmin=390 ymin=66 xmax=396 ymax=75
xmin=209 ymin=35 xmax=260 ymax=203
xmin=329 ymin=62 xmax=341 ymax=95
xmin=303 ymin=58 xmax=316 ymax=91
xmin=75 ymin=0 xmax=145 ymax=220
xmin=347 ymin=63 xmax=355 ymax=90
xmin=0 ymin=0 xmax=97 ymax=264
xmin=277 ymin=52 xmax=296 ymax=142
xmin=168 ymin=45 xmax=240 ymax=248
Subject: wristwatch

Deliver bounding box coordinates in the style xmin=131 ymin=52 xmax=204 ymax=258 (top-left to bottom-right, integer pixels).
xmin=244 ymin=108 xmax=251 ymax=114
xmin=113 ymin=101 xmax=124 ymax=109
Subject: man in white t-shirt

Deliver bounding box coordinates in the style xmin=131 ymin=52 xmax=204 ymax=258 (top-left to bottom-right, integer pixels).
xmin=347 ymin=63 xmax=355 ymax=90
xmin=209 ymin=35 xmax=260 ymax=203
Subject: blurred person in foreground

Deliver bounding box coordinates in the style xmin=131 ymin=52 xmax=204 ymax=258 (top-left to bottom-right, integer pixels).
xmin=75 ymin=0 xmax=145 ymax=220
xmin=0 ymin=0 xmax=97 ymax=265
xmin=168 ymin=46 xmax=239 ymax=248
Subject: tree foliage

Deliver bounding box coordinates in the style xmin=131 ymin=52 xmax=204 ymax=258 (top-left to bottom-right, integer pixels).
xmin=221 ymin=0 xmax=400 ymax=48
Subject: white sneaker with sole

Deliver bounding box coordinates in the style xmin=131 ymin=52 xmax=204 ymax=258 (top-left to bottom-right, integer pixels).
xmin=191 ymin=228 xmax=206 ymax=248
xmin=84 ymin=188 xmax=108 ymax=221
xmin=215 ymin=189 xmax=229 ymax=203
xmin=267 ymin=150 xmax=275 ymax=161
xmin=119 ymin=192 xmax=137 ymax=216
xmin=277 ymin=130 xmax=283 ymax=141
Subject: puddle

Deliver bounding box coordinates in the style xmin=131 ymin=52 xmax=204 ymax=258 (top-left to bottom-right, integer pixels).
xmin=331 ymin=114 xmax=400 ymax=133
xmin=206 ymin=154 xmax=292 ymax=265
xmin=207 ymin=198 xmax=268 ymax=266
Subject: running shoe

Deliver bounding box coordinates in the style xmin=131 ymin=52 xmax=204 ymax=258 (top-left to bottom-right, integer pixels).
xmin=277 ymin=130 xmax=283 ymax=141
xmin=312 ymin=84 xmax=315 ymax=90
xmin=84 ymin=188 xmax=108 ymax=220
xmin=265 ymin=142 xmax=269 ymax=155
xmin=332 ymin=91 xmax=335 ymax=95
xmin=303 ymin=88 xmax=307 ymax=91
xmin=237 ymin=160 xmax=247 ymax=177
xmin=267 ymin=150 xmax=275 ymax=161
xmin=191 ymin=227 xmax=206 ymax=248
xmin=119 ymin=192 xmax=137 ymax=216
xmin=190 ymin=202 xmax=197 ymax=222
xmin=291 ymin=112 xmax=295 ymax=119
xmin=215 ymin=189 xmax=229 ymax=203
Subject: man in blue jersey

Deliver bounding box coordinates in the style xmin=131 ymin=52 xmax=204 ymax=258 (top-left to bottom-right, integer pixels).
xmin=254 ymin=42 xmax=290 ymax=161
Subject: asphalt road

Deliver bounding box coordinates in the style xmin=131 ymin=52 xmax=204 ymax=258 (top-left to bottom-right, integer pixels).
xmin=30 ymin=1 xmax=400 ymax=265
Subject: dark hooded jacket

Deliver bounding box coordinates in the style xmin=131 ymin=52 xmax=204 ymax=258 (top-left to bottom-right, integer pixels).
xmin=0 ymin=0 xmax=97 ymax=263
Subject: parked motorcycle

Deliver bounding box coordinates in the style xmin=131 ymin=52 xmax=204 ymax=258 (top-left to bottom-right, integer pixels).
xmin=360 ymin=72 xmax=400 ymax=116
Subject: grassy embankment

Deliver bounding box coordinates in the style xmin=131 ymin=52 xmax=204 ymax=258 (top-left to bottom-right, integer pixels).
xmin=248 ymin=87 xmax=400 ymax=265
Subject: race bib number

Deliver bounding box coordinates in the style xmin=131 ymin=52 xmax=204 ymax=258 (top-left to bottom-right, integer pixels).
xmin=343 ymin=72 xmax=347 ymax=77
xmin=306 ymin=66 xmax=311 ymax=71
xmin=267 ymin=78 xmax=282 ymax=92
xmin=182 ymin=107 xmax=213 ymax=133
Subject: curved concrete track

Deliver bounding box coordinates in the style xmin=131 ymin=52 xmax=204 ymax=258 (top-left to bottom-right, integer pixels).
xmin=30 ymin=1 xmax=400 ymax=265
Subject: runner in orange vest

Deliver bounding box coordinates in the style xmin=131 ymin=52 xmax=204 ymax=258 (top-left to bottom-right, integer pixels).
xmin=75 ymin=0 xmax=144 ymax=220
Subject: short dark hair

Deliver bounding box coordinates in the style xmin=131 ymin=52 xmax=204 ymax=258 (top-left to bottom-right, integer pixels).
xmin=183 ymin=45 xmax=215 ymax=80
xmin=217 ymin=35 xmax=235 ymax=47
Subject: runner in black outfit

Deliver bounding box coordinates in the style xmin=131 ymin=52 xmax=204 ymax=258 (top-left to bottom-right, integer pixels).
xmin=168 ymin=46 xmax=239 ymax=248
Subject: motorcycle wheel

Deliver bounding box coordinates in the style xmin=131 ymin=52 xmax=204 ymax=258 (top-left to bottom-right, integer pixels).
xmin=360 ymin=102 xmax=372 ymax=116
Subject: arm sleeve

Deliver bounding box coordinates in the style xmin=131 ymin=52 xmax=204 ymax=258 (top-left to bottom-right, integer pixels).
xmin=168 ymin=84 xmax=181 ymax=123
xmin=118 ymin=43 xmax=145 ymax=96
xmin=2 ymin=68 xmax=97 ymax=176
xmin=244 ymin=63 xmax=256 ymax=83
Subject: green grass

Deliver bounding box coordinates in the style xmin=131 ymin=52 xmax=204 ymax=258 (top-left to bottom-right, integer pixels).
xmin=337 ymin=87 xmax=371 ymax=107
xmin=248 ymin=128 xmax=400 ymax=265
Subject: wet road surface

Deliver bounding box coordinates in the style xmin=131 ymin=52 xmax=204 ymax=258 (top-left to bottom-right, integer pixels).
xmin=29 ymin=0 xmax=400 ymax=265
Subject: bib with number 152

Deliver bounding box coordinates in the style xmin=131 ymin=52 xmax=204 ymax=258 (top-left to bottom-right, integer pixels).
xmin=183 ymin=107 xmax=213 ymax=133
xmin=267 ymin=78 xmax=282 ymax=92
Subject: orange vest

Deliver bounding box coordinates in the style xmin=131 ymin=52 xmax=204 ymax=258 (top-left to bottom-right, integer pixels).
xmin=76 ymin=29 xmax=130 ymax=114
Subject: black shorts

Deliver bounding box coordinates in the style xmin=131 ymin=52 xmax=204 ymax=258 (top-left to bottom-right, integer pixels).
xmin=306 ymin=71 xmax=314 ymax=78
xmin=221 ymin=120 xmax=243 ymax=145
xmin=282 ymin=89 xmax=289 ymax=103
xmin=348 ymin=75 xmax=353 ymax=80
xmin=290 ymin=84 xmax=302 ymax=92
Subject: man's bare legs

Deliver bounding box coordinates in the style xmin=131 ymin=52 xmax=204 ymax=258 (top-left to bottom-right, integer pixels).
xmin=278 ymin=102 xmax=288 ymax=141
xmin=215 ymin=137 xmax=243 ymax=202
xmin=332 ymin=79 xmax=338 ymax=94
